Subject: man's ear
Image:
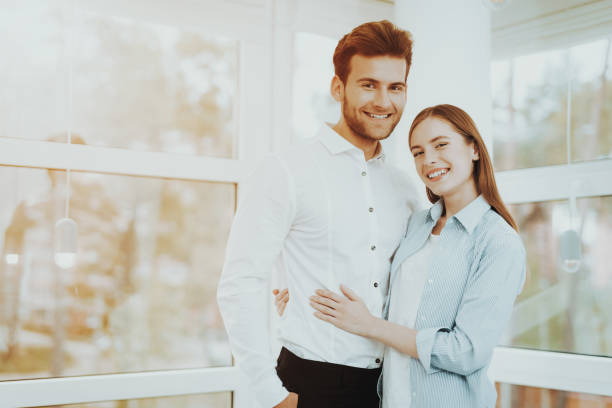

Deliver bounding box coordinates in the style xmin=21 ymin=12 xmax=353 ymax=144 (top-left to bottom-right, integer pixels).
xmin=330 ymin=75 xmax=344 ymax=102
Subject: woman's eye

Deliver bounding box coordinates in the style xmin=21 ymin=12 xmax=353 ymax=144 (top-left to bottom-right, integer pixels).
xmin=363 ymin=83 xmax=375 ymax=89
xmin=412 ymin=151 xmax=423 ymax=157
xmin=435 ymin=143 xmax=448 ymax=148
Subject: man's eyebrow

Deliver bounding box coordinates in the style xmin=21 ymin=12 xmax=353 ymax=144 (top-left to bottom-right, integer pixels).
xmin=356 ymin=78 xmax=406 ymax=86
xmin=357 ymin=78 xmax=380 ymax=83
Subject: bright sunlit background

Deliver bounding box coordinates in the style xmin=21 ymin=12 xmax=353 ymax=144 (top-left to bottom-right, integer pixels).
xmin=0 ymin=0 xmax=611 ymax=407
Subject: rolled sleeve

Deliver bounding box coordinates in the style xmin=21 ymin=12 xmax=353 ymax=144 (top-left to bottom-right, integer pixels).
xmin=217 ymin=155 xmax=295 ymax=408
xmin=415 ymin=327 xmax=445 ymax=374
xmin=416 ymin=232 xmax=526 ymax=376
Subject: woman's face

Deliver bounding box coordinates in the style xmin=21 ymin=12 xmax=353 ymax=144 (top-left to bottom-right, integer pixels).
xmin=409 ymin=117 xmax=479 ymax=200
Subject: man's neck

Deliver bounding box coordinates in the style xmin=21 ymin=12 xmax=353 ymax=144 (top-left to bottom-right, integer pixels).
xmin=332 ymin=120 xmax=380 ymax=161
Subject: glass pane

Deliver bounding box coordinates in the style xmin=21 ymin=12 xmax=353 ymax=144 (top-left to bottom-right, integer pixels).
xmin=292 ymin=32 xmax=339 ymax=140
xmin=495 ymin=383 xmax=612 ymax=407
xmin=0 ymin=166 xmax=234 ymax=380
xmin=491 ymin=49 xmax=568 ymax=171
xmin=502 ymin=196 xmax=612 ymax=356
xmin=570 ymin=38 xmax=612 ymax=163
xmin=33 ymin=392 xmax=231 ymax=408
xmin=0 ymin=0 xmax=237 ymax=157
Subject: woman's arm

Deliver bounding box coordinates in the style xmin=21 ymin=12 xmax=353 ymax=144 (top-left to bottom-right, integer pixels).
xmin=415 ymin=233 xmax=526 ymax=375
xmin=369 ymin=319 xmax=419 ymax=359
xmin=311 ymin=232 xmax=526 ymax=375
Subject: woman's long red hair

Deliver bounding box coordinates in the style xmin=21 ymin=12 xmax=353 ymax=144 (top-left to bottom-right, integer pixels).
xmin=409 ymin=104 xmax=518 ymax=231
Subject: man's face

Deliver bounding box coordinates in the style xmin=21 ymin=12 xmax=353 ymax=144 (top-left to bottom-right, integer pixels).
xmin=335 ymin=55 xmax=407 ymax=141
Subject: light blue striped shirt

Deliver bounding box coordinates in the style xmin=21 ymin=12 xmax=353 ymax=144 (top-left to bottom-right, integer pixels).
xmin=380 ymin=196 xmax=526 ymax=407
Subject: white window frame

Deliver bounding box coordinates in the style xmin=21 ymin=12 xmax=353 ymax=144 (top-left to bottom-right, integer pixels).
xmin=488 ymin=1 xmax=612 ymax=395
xmin=0 ymin=0 xmax=269 ymax=407
xmin=490 ymin=162 xmax=612 ymax=398
xmin=0 ymin=367 xmax=247 ymax=407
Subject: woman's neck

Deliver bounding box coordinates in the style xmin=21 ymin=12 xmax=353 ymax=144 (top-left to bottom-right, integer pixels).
xmin=441 ymin=184 xmax=479 ymax=219
xmin=433 ymin=185 xmax=479 ymax=235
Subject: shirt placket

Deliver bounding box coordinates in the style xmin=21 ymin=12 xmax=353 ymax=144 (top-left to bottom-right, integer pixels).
xmin=361 ymin=157 xmax=383 ymax=367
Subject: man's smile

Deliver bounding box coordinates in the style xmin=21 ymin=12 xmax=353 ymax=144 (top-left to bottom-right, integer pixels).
xmin=363 ymin=111 xmax=393 ymax=120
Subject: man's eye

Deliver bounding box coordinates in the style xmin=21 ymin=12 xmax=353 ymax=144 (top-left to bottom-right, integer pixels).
xmin=391 ymin=86 xmax=404 ymax=91
xmin=363 ymin=83 xmax=375 ymax=89
xmin=412 ymin=151 xmax=423 ymax=157
xmin=436 ymin=143 xmax=448 ymax=148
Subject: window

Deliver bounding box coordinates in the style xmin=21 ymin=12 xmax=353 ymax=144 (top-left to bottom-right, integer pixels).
xmin=292 ymin=32 xmax=339 ymax=140
xmin=32 ymin=392 xmax=231 ymax=408
xmin=0 ymin=167 xmax=234 ymax=380
xmin=490 ymin=19 xmax=612 ymax=400
xmin=0 ymin=0 xmax=238 ymax=158
xmin=0 ymin=0 xmax=258 ymax=406
xmin=501 ymin=196 xmax=612 ymax=357
xmin=491 ymin=37 xmax=612 ymax=171
xmin=495 ymin=383 xmax=612 ymax=408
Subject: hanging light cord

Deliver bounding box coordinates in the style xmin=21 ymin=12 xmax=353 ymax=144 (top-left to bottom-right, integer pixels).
xmin=565 ymin=63 xmax=577 ymax=229
xmin=566 ymin=79 xmax=571 ymax=166
xmin=566 ymin=69 xmax=577 ymax=229
xmin=65 ymin=0 xmax=74 ymax=220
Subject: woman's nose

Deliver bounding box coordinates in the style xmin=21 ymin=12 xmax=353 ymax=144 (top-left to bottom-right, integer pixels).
xmin=423 ymin=151 xmax=439 ymax=164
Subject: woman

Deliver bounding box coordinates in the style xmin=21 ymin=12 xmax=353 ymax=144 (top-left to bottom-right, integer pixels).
xmin=275 ymin=104 xmax=526 ymax=407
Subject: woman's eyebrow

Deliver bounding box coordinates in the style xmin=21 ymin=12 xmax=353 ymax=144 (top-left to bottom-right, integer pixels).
xmin=410 ymin=135 xmax=450 ymax=151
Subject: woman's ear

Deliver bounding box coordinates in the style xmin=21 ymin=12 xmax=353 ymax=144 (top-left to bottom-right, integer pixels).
xmin=472 ymin=144 xmax=480 ymax=161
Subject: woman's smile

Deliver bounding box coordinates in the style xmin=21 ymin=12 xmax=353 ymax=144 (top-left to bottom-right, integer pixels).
xmin=425 ymin=167 xmax=450 ymax=181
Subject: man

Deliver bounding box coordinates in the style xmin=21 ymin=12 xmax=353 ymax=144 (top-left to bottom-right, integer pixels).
xmin=217 ymin=20 xmax=417 ymax=408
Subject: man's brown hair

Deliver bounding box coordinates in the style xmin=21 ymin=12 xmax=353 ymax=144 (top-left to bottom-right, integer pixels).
xmin=333 ymin=20 xmax=413 ymax=84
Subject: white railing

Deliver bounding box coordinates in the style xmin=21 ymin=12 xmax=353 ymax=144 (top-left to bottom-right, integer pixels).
xmin=1 ymin=347 xmax=610 ymax=407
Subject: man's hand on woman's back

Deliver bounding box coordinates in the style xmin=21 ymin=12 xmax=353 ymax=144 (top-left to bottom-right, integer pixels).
xmin=272 ymin=288 xmax=289 ymax=316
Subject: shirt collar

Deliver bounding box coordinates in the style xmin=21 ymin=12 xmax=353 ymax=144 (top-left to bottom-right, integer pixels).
xmin=454 ymin=195 xmax=491 ymax=234
xmin=427 ymin=195 xmax=491 ymax=234
xmin=317 ymin=124 xmax=386 ymax=161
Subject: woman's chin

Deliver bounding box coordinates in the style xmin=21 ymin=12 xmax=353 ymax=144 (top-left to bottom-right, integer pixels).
xmin=426 ymin=185 xmax=443 ymax=196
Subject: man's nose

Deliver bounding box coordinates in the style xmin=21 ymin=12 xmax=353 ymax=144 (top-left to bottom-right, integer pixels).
xmin=373 ymin=89 xmax=392 ymax=109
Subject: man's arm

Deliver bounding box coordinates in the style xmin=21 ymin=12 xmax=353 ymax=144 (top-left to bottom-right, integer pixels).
xmin=217 ymin=155 xmax=296 ymax=408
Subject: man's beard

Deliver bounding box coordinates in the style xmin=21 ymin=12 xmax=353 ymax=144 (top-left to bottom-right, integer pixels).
xmin=342 ymin=97 xmax=401 ymax=142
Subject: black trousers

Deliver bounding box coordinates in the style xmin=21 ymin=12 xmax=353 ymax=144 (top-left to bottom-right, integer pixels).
xmin=275 ymin=347 xmax=381 ymax=408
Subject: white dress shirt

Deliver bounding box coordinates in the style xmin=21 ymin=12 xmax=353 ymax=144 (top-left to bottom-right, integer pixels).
xmin=383 ymin=234 xmax=439 ymax=408
xmin=217 ymin=124 xmax=417 ymax=408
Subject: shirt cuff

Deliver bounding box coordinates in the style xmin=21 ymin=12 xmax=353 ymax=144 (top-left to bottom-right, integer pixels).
xmin=252 ymin=371 xmax=289 ymax=408
xmin=416 ymin=327 xmax=445 ymax=375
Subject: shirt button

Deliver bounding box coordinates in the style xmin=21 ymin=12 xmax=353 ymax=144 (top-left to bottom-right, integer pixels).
xmin=368 ymin=207 xmax=374 ymax=213
xmin=412 ymin=392 xmax=417 ymax=397
xmin=370 ymin=245 xmax=376 ymax=251
xmin=373 ymin=281 xmax=379 ymax=288
xmin=428 ymin=279 xmax=433 ymax=284
xmin=375 ymin=358 xmax=381 ymax=364
xmin=361 ymin=171 xmax=367 ymax=176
